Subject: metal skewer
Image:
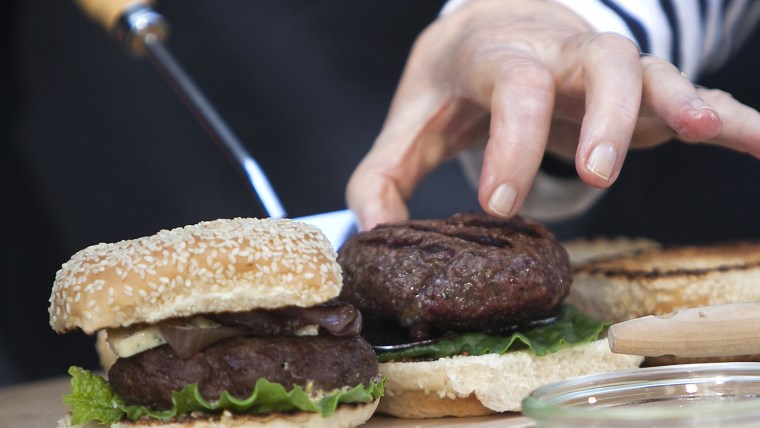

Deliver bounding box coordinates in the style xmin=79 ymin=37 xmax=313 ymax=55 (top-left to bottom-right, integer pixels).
xmin=74 ymin=0 xmax=358 ymax=248
xmin=116 ymin=5 xmax=286 ymax=219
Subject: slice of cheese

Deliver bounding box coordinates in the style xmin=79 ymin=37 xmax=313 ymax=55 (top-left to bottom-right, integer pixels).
xmin=107 ymin=325 xmax=166 ymax=358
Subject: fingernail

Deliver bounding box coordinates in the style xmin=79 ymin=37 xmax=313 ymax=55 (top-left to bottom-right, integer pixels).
xmin=586 ymin=144 xmax=617 ymax=181
xmin=488 ymin=183 xmax=517 ymax=217
xmin=691 ymin=99 xmax=715 ymax=111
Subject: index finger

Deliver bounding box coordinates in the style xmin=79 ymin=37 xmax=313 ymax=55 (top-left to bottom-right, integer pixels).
xmin=571 ymin=33 xmax=643 ymax=186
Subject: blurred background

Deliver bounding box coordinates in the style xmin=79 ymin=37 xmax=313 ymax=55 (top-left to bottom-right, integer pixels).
xmin=1 ymin=0 xmax=759 ymax=386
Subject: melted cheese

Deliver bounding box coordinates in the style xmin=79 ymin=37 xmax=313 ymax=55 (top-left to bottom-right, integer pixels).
xmin=107 ymin=325 xmax=166 ymax=358
xmin=294 ymin=324 xmax=319 ymax=336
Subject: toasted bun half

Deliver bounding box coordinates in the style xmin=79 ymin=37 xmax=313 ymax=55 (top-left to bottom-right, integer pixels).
xmin=566 ymin=241 xmax=760 ymax=323
xmin=562 ymin=236 xmax=661 ymax=265
xmin=49 ymin=218 xmax=343 ymax=334
xmin=57 ymin=401 xmax=379 ymax=428
xmin=376 ymin=339 xmax=643 ymax=418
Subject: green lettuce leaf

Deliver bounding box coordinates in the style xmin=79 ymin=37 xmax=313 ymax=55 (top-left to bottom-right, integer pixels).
xmin=376 ymin=304 xmax=608 ymax=362
xmin=64 ymin=366 xmax=384 ymax=425
xmin=64 ymin=366 xmax=128 ymax=425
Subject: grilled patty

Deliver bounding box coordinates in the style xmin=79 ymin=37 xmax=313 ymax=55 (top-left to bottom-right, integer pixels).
xmin=338 ymin=213 xmax=572 ymax=340
xmin=108 ymin=335 xmax=378 ymax=409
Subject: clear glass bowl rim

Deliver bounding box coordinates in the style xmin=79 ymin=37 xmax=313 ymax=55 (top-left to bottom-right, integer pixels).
xmin=522 ymin=362 xmax=760 ymax=422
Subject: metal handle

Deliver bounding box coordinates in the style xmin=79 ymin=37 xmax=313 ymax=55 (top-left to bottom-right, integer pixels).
xmin=141 ymin=33 xmax=286 ymax=218
xmin=74 ymin=0 xmax=287 ymax=218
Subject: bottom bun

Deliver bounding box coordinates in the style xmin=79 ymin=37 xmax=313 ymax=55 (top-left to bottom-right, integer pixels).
xmin=377 ymin=339 xmax=643 ymax=418
xmin=58 ymin=400 xmax=379 ymax=428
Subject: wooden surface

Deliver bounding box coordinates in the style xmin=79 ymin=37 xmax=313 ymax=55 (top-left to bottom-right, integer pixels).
xmin=0 ymin=376 xmax=70 ymax=428
xmin=0 ymin=376 xmax=534 ymax=427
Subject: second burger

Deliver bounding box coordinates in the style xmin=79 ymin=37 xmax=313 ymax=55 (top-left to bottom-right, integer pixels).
xmin=338 ymin=213 xmax=643 ymax=418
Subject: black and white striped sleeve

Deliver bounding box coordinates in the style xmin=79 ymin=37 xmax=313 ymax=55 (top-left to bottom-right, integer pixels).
xmin=551 ymin=0 xmax=760 ymax=79
xmin=443 ymin=0 xmax=760 ymax=79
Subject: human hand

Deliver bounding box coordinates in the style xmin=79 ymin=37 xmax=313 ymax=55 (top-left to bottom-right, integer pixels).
xmin=346 ymin=0 xmax=760 ymax=230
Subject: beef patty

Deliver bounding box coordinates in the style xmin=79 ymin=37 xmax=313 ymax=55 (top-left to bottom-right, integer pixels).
xmin=108 ymin=335 xmax=378 ymax=409
xmin=337 ymin=213 xmax=572 ymax=340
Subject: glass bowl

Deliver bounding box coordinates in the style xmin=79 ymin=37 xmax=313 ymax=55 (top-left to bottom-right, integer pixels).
xmin=522 ymin=362 xmax=760 ymax=427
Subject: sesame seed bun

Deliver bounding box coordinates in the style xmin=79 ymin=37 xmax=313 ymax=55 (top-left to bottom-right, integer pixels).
xmin=566 ymin=241 xmax=760 ymax=323
xmin=49 ymin=218 xmax=343 ymax=334
xmin=56 ymin=400 xmax=380 ymax=428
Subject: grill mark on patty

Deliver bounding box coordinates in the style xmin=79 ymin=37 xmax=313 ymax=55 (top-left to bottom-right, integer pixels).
xmin=419 ymin=242 xmax=458 ymax=258
xmin=447 ymin=232 xmax=513 ymax=248
xmin=368 ymin=224 xmax=517 ymax=249
xmin=360 ymin=234 xmax=423 ymax=249
xmin=445 ymin=215 xmax=543 ymax=238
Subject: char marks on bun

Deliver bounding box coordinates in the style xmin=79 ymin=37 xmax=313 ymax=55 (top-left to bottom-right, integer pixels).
xmin=567 ymin=240 xmax=760 ymax=323
xmin=566 ymin=239 xmax=760 ymax=366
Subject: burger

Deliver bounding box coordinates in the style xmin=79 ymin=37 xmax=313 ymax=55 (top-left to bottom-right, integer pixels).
xmin=337 ymin=212 xmax=642 ymax=418
xmin=48 ymin=217 xmax=383 ymax=428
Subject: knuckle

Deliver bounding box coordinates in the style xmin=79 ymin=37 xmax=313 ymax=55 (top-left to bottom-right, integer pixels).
xmin=588 ymin=32 xmax=640 ymax=57
xmin=641 ymin=55 xmax=680 ymax=75
xmin=458 ymin=27 xmax=510 ymax=65
xmin=699 ymin=87 xmax=736 ymax=104
xmin=494 ymin=57 xmax=554 ymax=89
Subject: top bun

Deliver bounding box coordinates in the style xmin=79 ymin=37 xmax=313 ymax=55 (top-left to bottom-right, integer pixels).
xmin=49 ymin=218 xmax=343 ymax=334
xmin=566 ymin=241 xmax=760 ymax=323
